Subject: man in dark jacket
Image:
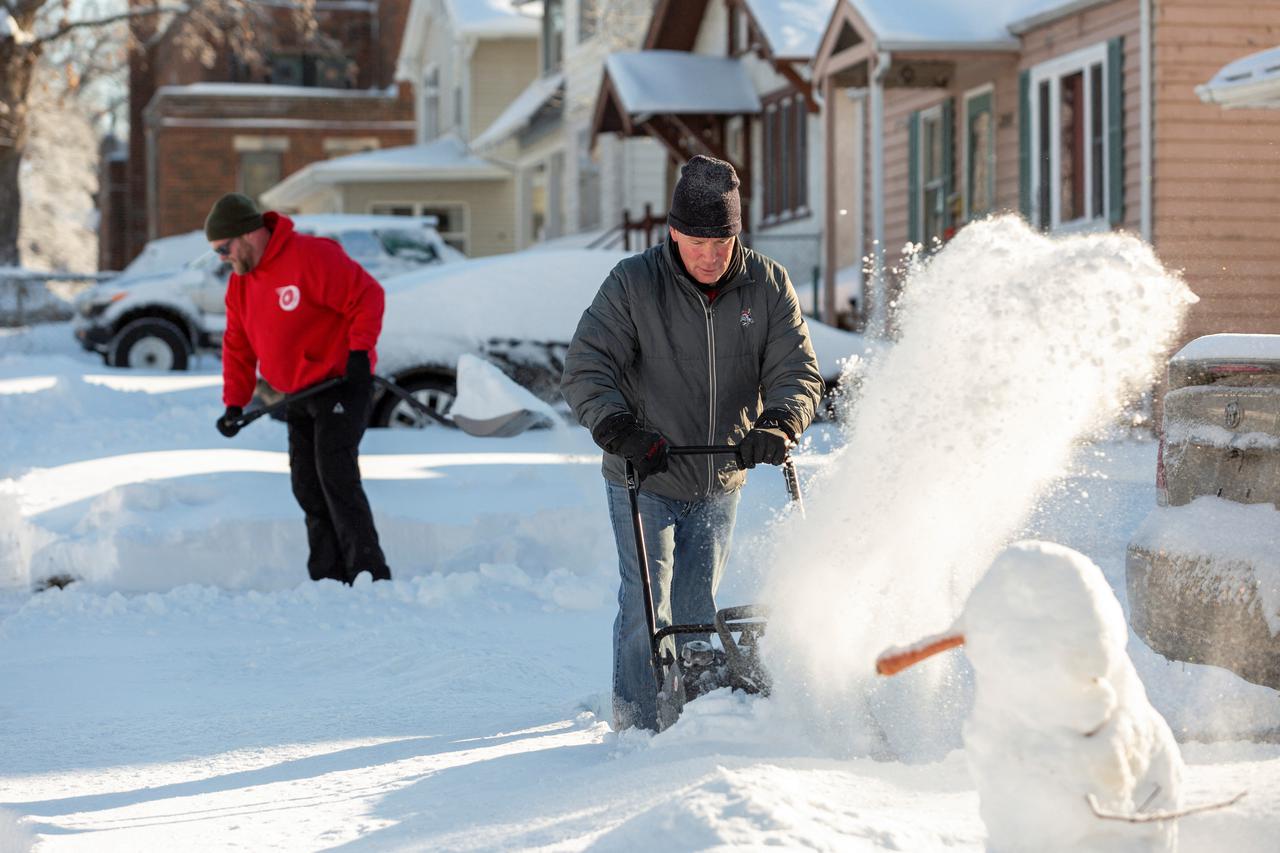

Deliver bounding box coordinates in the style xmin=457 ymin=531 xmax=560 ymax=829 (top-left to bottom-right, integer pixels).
xmin=206 ymin=192 xmax=391 ymax=585
xmin=561 ymin=155 xmax=823 ymax=730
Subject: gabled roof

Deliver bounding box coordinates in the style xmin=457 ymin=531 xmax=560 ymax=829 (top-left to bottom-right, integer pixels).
xmin=819 ymin=0 xmax=1107 ymax=55
xmin=397 ymin=0 xmax=539 ymax=82
xmin=471 ymin=72 xmax=565 ymax=151
xmin=601 ymin=51 xmax=760 ymax=118
xmin=743 ymin=0 xmax=837 ymax=60
xmin=261 ymin=134 xmax=508 ymax=208
xmin=1197 ymin=45 xmax=1280 ymax=109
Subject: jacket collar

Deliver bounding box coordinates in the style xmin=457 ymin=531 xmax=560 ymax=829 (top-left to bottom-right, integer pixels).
xmin=661 ymin=236 xmax=750 ymax=299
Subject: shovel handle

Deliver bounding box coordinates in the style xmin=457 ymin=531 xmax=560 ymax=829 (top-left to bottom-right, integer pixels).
xmin=231 ymin=376 xmax=345 ymax=429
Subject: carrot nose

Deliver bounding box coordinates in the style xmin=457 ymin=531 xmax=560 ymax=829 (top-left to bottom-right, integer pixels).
xmin=875 ymin=633 xmax=965 ymax=676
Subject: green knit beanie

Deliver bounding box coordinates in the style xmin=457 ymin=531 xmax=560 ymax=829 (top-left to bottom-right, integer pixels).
xmin=204 ymin=193 xmax=265 ymax=241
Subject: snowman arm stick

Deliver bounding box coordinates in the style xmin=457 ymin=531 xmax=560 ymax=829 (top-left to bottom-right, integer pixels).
xmin=1085 ymin=790 xmax=1247 ymax=823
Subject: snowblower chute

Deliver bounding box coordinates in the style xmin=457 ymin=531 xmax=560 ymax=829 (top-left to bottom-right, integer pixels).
xmin=625 ymin=446 xmax=803 ymax=731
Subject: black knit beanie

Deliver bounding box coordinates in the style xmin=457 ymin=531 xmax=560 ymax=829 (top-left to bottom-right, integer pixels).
xmin=204 ymin=192 xmax=265 ymax=242
xmin=667 ymin=155 xmax=742 ymax=238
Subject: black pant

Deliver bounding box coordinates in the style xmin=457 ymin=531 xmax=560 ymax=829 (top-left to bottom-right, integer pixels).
xmin=286 ymin=380 xmax=390 ymax=584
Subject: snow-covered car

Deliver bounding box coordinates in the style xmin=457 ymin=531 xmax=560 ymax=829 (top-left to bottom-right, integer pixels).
xmin=73 ymin=215 xmax=464 ymax=370
xmin=1126 ymin=333 xmax=1280 ymax=690
xmin=370 ymin=248 xmax=870 ymax=429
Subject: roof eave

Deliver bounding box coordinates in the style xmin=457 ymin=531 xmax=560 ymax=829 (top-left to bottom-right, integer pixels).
xmin=878 ymin=38 xmax=1020 ymax=53
xmin=1007 ymin=0 xmax=1115 ymax=35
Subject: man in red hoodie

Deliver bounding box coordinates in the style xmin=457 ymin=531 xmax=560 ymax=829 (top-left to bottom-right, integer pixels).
xmin=206 ymin=192 xmax=391 ymax=584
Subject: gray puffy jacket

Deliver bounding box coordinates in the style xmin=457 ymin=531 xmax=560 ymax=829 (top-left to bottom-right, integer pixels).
xmin=561 ymin=239 xmax=823 ymax=500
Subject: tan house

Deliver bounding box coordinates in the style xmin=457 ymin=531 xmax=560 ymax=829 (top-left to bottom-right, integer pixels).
xmin=591 ymin=0 xmax=835 ymax=311
xmin=812 ymin=0 xmax=1280 ymax=341
xmin=468 ymin=0 xmax=670 ymax=250
xmin=260 ymin=0 xmax=542 ymax=257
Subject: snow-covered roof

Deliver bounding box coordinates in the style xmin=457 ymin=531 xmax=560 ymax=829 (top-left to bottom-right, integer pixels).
xmin=1171 ymin=333 xmax=1280 ymax=364
xmin=152 ymin=82 xmax=399 ymax=101
xmin=1196 ymin=45 xmax=1280 ymax=109
xmin=604 ymin=51 xmax=761 ymax=116
xmin=397 ymin=0 xmax=539 ymax=83
xmin=261 ymin=135 xmax=508 ymax=208
xmin=470 ymin=72 xmax=564 ymax=152
xmin=844 ymin=0 xmax=1098 ymax=51
xmin=744 ymin=0 xmax=837 ymax=60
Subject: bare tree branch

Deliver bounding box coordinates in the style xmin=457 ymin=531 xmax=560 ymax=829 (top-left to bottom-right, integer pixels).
xmin=1086 ymin=790 xmax=1247 ymax=823
xmin=35 ymin=4 xmax=190 ymax=47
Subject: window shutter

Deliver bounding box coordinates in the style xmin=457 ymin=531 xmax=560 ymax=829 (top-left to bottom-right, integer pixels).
xmin=908 ymin=111 xmax=920 ymax=244
xmin=1107 ymin=36 xmax=1125 ymax=226
xmin=942 ymin=98 xmax=955 ymax=233
xmin=1018 ymin=69 xmax=1031 ymax=220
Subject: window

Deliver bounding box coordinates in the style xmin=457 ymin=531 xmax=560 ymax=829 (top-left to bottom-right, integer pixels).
xmin=908 ymin=100 xmax=953 ymax=247
xmin=543 ymin=0 xmax=565 ymax=73
xmin=964 ymin=86 xmax=995 ymax=221
xmin=1028 ymin=42 xmax=1114 ymax=230
xmin=270 ymin=55 xmax=304 ymax=87
xmin=762 ymin=91 xmax=809 ymax=222
xmin=368 ymin=202 xmax=468 ymax=253
xmin=578 ymin=0 xmax=598 ymax=43
xmin=238 ymin=151 xmax=281 ymax=203
xmin=421 ymin=66 xmax=440 ymax=142
xmin=268 ymin=53 xmax=352 ymax=89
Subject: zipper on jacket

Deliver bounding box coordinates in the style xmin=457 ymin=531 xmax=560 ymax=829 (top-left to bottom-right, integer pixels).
xmin=704 ymin=299 xmax=717 ymax=495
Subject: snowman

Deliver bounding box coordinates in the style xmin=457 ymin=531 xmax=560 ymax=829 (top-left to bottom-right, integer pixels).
xmin=877 ymin=540 xmax=1183 ymax=852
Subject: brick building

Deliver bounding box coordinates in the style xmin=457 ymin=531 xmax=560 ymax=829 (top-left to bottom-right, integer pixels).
xmin=100 ymin=0 xmax=416 ymax=270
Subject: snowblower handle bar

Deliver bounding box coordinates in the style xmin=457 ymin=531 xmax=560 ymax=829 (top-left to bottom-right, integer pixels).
xmin=230 ymin=377 xmax=344 ymax=429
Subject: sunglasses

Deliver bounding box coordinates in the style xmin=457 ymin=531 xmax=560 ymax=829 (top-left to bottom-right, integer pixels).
xmin=213 ymin=237 xmax=237 ymax=257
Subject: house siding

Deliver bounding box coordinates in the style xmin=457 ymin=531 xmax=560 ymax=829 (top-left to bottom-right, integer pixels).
xmin=469 ymin=39 xmax=540 ymax=143
xmin=1152 ymin=0 xmax=1280 ymax=339
xmin=1017 ymin=0 xmax=1142 ymax=235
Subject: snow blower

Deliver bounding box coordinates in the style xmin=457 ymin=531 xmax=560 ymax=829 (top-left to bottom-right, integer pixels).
xmin=626 ymin=445 xmax=804 ymax=731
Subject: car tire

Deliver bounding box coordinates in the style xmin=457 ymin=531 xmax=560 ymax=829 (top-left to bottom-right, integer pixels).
xmin=372 ymin=373 xmax=458 ymax=429
xmin=108 ymin=318 xmax=191 ymax=370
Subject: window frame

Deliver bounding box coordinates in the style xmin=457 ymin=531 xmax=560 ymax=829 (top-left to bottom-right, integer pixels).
xmin=1028 ymin=42 xmax=1111 ymax=233
xmin=421 ymin=65 xmax=440 ymax=143
xmin=916 ymin=103 xmax=946 ymax=246
xmin=962 ymin=83 xmax=995 ymax=222
xmin=760 ymin=89 xmax=810 ymax=226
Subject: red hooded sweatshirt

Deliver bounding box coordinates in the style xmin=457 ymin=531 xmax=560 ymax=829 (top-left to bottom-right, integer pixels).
xmin=221 ymin=213 xmax=384 ymax=407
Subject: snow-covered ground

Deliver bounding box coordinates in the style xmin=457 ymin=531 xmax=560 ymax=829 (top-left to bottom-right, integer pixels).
xmin=3 ymin=220 xmax=1280 ymax=851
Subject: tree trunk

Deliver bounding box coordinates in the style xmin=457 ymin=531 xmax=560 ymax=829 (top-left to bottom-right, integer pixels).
xmin=0 ymin=29 xmax=40 ymax=268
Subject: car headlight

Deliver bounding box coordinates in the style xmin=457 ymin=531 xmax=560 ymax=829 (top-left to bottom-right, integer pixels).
xmin=79 ymin=291 xmax=128 ymax=318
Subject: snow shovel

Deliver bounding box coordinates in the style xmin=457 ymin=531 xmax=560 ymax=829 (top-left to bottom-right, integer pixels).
xmin=626 ymin=445 xmax=805 ymax=731
xmin=374 ymin=372 xmax=553 ymax=436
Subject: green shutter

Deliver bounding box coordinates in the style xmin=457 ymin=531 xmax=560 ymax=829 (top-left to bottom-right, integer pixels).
xmin=1019 ymin=70 xmax=1031 ymax=220
xmin=942 ymin=98 xmax=955 ymax=233
xmin=1107 ymin=36 xmax=1125 ymax=226
xmin=908 ymin=111 xmax=920 ymax=244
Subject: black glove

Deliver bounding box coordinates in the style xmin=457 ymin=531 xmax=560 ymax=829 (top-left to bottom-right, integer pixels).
xmin=592 ymin=412 xmax=670 ymax=479
xmin=738 ymin=409 xmax=795 ymax=468
xmin=345 ymin=350 xmax=372 ymax=394
xmin=216 ymin=406 xmax=243 ymax=438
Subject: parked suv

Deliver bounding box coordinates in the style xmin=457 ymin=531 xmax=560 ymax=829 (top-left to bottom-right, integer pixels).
xmin=1127 ymin=333 xmax=1280 ymax=690
xmin=73 ymin=215 xmax=463 ymax=370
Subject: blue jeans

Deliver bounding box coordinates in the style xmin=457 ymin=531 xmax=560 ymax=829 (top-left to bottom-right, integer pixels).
xmin=605 ymin=480 xmax=740 ymax=731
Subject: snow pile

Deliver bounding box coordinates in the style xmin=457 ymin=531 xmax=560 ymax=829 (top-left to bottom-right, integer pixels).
xmin=1131 ymin=497 xmax=1280 ymax=635
xmin=761 ymin=215 xmax=1196 ymax=759
xmin=451 ymin=352 xmax=558 ymax=422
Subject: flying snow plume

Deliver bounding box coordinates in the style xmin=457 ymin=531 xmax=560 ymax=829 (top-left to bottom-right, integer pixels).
xmin=762 ymin=216 xmax=1196 ymax=760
